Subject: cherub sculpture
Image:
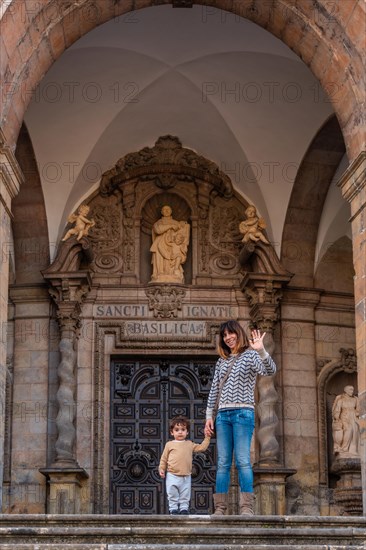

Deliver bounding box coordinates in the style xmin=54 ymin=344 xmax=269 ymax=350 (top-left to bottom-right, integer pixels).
xmin=239 ymin=205 xmax=269 ymax=244
xmin=62 ymin=204 xmax=95 ymax=241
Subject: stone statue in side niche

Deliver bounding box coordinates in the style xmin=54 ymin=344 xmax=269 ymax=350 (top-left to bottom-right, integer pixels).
xmin=239 ymin=205 xmax=269 ymax=244
xmin=150 ymin=205 xmax=190 ymax=284
xmin=62 ymin=204 xmax=95 ymax=241
xmin=332 ymin=385 xmax=360 ymax=458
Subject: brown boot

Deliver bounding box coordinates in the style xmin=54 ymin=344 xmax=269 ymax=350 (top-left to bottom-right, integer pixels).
xmin=212 ymin=493 xmax=228 ymax=515
xmin=239 ymin=492 xmax=254 ymax=515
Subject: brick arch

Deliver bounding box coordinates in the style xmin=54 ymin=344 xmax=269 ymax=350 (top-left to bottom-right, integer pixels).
xmin=0 ymin=0 xmax=363 ymax=159
xmin=281 ymin=115 xmax=346 ymax=287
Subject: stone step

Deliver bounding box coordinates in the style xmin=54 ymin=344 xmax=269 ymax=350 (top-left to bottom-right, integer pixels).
xmin=0 ymin=515 xmax=365 ymax=549
xmin=0 ymin=543 xmax=365 ymax=550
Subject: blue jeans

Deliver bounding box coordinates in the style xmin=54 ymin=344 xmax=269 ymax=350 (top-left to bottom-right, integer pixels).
xmin=215 ymin=408 xmax=255 ymax=494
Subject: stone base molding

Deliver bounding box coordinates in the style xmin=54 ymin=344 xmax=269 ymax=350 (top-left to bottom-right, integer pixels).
xmin=39 ymin=468 xmax=89 ymax=514
xmin=253 ymin=466 xmax=297 ymax=515
xmin=331 ymin=458 xmax=363 ymax=516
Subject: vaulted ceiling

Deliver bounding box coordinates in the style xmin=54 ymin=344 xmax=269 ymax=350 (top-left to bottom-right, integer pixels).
xmin=23 ymin=5 xmax=350 ymax=262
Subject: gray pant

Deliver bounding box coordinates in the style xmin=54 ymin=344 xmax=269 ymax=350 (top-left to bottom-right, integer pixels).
xmin=166 ymin=472 xmax=191 ymax=512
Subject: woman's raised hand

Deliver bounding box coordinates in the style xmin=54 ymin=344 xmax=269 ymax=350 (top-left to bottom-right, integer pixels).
xmin=249 ymin=329 xmax=266 ymax=351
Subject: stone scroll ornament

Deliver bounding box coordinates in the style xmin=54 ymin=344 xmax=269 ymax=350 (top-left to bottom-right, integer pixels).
xmin=150 ymin=205 xmax=190 ymax=284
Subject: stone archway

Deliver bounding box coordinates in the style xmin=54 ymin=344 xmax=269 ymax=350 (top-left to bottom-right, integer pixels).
xmin=281 ymin=115 xmax=346 ymax=287
xmin=0 ymin=1 xmax=364 ymax=160
xmin=0 ymin=0 xmax=365 ymax=514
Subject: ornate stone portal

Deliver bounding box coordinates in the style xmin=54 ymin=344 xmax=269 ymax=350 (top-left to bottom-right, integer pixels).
xmin=40 ymin=136 xmax=298 ymax=515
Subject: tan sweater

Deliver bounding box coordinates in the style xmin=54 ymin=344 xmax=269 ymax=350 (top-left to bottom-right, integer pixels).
xmin=159 ymin=437 xmax=211 ymax=476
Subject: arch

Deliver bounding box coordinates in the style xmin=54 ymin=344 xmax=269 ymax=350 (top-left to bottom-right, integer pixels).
xmin=314 ymin=236 xmax=354 ymax=294
xmin=12 ymin=123 xmax=49 ymax=283
xmin=281 ymin=115 xmax=346 ymax=287
xmin=0 ymin=1 xmax=364 ymax=160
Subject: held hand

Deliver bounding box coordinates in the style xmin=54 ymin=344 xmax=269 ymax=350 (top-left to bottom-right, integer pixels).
xmin=249 ymin=329 xmax=266 ymax=352
xmin=205 ymin=419 xmax=215 ymax=437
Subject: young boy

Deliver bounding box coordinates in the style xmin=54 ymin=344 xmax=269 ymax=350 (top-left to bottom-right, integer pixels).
xmin=159 ymin=416 xmax=211 ymax=515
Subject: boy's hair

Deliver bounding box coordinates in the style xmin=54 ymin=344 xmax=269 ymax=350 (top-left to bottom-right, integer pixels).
xmin=170 ymin=415 xmax=190 ymax=432
xmin=217 ymin=319 xmax=249 ymax=359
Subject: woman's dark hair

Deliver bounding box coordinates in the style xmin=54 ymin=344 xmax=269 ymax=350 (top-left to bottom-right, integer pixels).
xmin=217 ymin=319 xmax=249 ymax=358
xmin=170 ymin=416 xmax=190 ymax=433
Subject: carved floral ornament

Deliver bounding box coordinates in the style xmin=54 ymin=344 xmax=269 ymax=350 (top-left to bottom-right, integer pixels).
xmin=145 ymin=286 xmax=186 ymax=318
xmin=317 ymin=348 xmax=357 ymax=375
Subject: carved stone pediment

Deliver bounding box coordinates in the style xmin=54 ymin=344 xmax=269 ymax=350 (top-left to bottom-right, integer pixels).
xmin=59 ymin=137 xmax=288 ymax=284
xmin=100 ymin=135 xmax=233 ymax=199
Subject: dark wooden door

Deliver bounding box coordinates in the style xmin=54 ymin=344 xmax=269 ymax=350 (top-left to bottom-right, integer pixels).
xmin=110 ymin=356 xmax=216 ymax=514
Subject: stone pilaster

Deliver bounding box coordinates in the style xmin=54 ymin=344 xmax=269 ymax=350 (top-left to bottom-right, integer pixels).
xmin=0 ymin=131 xmax=23 ymax=510
xmin=7 ymin=285 xmax=51 ymax=513
xmin=281 ymin=288 xmax=321 ymax=514
xmin=338 ymin=152 xmax=366 ymax=515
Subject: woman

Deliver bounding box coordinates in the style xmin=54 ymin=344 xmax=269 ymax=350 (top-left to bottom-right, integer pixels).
xmin=205 ymin=320 xmax=276 ymax=515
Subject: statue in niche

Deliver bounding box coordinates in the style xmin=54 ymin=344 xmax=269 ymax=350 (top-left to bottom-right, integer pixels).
xmin=62 ymin=204 xmax=95 ymax=241
xmin=150 ymin=205 xmax=190 ymax=284
xmin=332 ymin=385 xmax=360 ymax=458
xmin=239 ymin=205 xmax=269 ymax=244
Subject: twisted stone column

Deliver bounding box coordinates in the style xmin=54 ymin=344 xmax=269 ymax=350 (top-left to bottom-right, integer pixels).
xmin=242 ymin=274 xmax=296 ymax=514
xmin=54 ymin=313 xmax=80 ymax=465
xmin=41 ymin=242 xmax=93 ymax=512
xmin=256 ymin=330 xmax=280 ymax=464
xmin=243 ymin=278 xmax=283 ymax=464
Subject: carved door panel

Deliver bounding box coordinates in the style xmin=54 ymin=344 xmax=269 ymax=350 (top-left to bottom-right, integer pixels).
xmin=110 ymin=357 xmax=216 ymax=514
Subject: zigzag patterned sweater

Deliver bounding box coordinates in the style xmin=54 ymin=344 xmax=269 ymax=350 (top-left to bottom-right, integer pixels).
xmin=206 ymin=349 xmax=276 ymax=419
